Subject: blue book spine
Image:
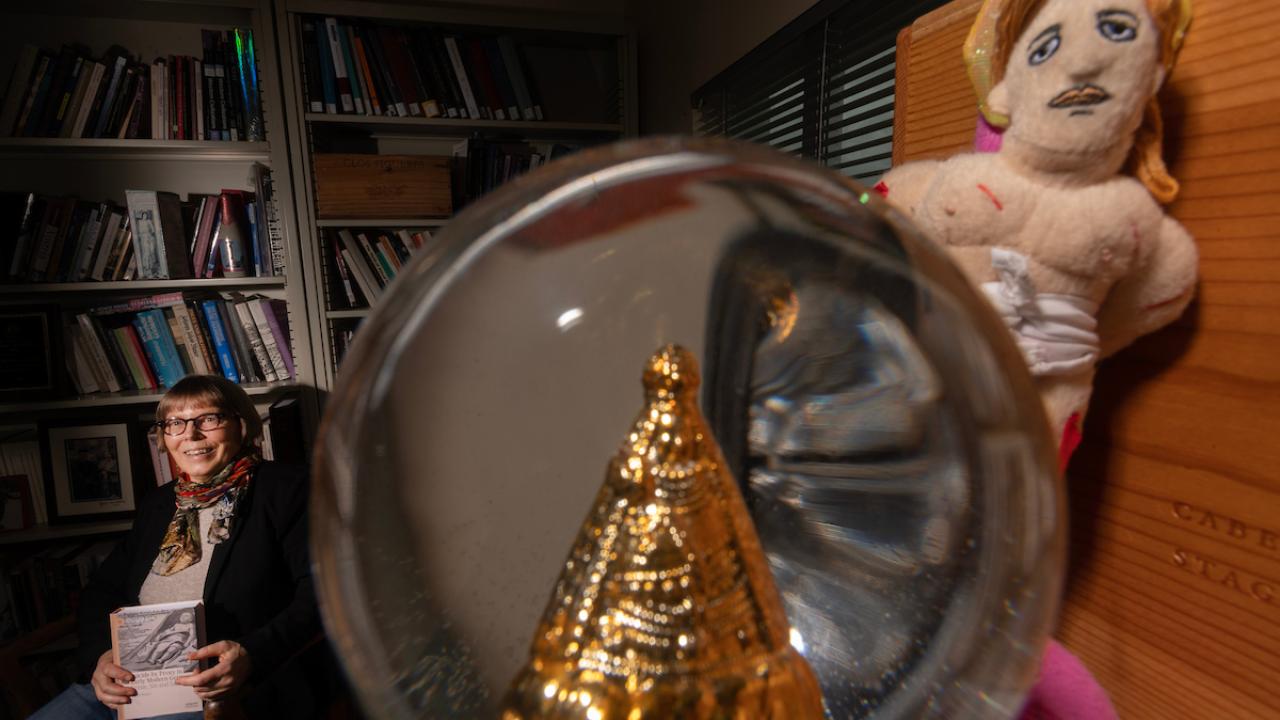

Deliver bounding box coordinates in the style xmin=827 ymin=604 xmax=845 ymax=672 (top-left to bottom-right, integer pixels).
xmin=200 ymin=300 xmax=240 ymax=382
xmin=21 ymin=60 xmax=58 ymax=136
xmin=246 ymin=202 xmax=262 ymax=277
xmin=316 ymin=20 xmax=338 ymax=113
xmin=234 ymin=29 xmax=262 ymax=141
xmin=91 ymin=57 xmax=126 ymax=139
xmin=132 ymin=309 xmax=185 ymax=387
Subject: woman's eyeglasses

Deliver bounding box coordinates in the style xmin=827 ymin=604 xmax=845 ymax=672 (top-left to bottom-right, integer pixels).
xmin=155 ymin=412 xmax=235 ymax=437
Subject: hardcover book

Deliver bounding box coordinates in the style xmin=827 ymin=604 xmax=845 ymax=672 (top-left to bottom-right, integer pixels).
xmin=110 ymin=600 xmax=205 ymax=720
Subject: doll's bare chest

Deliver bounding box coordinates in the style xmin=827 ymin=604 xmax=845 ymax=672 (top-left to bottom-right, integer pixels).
xmin=916 ymin=161 xmax=1159 ymax=282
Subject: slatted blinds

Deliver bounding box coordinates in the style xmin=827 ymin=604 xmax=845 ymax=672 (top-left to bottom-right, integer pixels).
xmin=693 ymin=0 xmax=948 ymax=185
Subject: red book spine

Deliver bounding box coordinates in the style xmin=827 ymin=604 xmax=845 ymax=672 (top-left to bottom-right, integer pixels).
xmin=378 ymin=27 xmax=421 ymax=116
xmin=123 ymin=323 xmax=159 ymax=389
xmin=465 ymin=39 xmax=505 ymax=120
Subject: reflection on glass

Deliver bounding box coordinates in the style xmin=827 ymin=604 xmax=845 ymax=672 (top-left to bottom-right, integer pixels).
xmin=312 ymin=138 xmax=1063 ymax=720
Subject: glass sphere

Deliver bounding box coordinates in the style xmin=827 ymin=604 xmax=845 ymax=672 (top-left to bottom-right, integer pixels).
xmin=312 ymin=138 xmax=1064 ymax=719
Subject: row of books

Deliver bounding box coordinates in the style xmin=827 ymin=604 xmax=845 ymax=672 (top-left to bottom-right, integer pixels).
xmin=331 ymin=319 xmax=360 ymax=370
xmin=0 ymin=535 xmax=115 ymax=641
xmin=0 ymin=29 xmax=263 ymax=141
xmin=451 ymin=137 xmax=578 ymax=208
xmin=1 ymin=168 xmax=283 ymax=283
xmin=301 ymin=16 xmax=567 ymax=123
xmin=66 ymin=291 xmax=295 ymax=397
xmin=325 ymin=227 xmax=434 ymax=309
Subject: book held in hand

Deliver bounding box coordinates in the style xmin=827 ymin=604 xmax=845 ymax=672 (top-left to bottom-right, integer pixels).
xmin=110 ymin=599 xmax=206 ymax=719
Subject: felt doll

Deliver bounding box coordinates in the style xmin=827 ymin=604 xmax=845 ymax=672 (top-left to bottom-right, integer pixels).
xmin=879 ymin=0 xmax=1196 ymax=464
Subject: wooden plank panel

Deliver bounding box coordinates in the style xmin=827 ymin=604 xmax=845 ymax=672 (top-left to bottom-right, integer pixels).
xmin=893 ymin=0 xmax=1280 ymax=717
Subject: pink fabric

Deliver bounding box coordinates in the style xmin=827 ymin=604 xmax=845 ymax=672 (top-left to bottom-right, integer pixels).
xmin=974 ymin=114 xmax=1005 ymax=153
xmin=1018 ymin=641 xmax=1118 ymax=720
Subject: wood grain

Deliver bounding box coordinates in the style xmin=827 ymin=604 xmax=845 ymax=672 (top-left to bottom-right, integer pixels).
xmin=893 ymin=1 xmax=1280 ymax=717
xmin=313 ymin=153 xmax=452 ymax=219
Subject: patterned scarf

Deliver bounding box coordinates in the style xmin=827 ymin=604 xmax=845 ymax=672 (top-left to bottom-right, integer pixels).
xmin=151 ymin=453 xmax=259 ymax=576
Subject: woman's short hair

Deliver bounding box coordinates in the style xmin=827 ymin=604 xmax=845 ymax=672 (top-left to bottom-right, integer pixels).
xmin=155 ymin=374 xmax=263 ymax=445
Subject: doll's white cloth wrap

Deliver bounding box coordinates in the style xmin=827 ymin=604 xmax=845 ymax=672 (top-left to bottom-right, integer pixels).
xmin=981 ymin=247 xmax=1100 ymax=376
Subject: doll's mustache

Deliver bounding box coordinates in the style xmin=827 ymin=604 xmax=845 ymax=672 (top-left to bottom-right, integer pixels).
xmin=1049 ymin=84 xmax=1111 ymax=108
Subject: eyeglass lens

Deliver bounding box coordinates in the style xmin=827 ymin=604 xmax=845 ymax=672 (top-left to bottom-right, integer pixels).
xmin=161 ymin=413 xmax=227 ymax=436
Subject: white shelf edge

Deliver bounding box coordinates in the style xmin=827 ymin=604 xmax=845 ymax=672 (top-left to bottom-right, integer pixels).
xmin=285 ymin=0 xmax=628 ymax=34
xmin=0 ymin=277 xmax=288 ymax=295
xmin=0 ymin=381 xmax=296 ymax=414
xmin=315 ymin=219 xmax=448 ymax=227
xmin=304 ymin=113 xmax=623 ymax=135
xmin=326 ymin=309 xmax=370 ymax=319
xmin=0 ymin=520 xmax=133 ymax=545
xmin=0 ymin=138 xmax=272 ymax=161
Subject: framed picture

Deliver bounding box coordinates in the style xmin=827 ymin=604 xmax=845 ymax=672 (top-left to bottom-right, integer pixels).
xmin=0 ymin=475 xmax=35 ymax=532
xmin=40 ymin=420 xmax=143 ymax=523
xmin=0 ymin=304 xmax=64 ymax=401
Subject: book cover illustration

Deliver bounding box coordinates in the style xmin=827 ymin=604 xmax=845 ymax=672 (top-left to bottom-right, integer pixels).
xmin=110 ymin=599 xmax=205 ymax=719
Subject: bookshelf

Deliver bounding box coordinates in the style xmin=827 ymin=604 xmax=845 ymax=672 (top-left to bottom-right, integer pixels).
xmin=273 ymin=0 xmax=636 ymax=390
xmin=0 ymin=0 xmax=315 ymax=399
xmin=0 ymin=5 xmax=313 ymax=705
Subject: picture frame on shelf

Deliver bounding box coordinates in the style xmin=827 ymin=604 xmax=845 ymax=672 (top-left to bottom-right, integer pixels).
xmin=39 ymin=419 xmax=143 ymax=523
xmin=0 ymin=475 xmax=36 ymax=532
xmin=0 ymin=304 xmax=65 ymax=402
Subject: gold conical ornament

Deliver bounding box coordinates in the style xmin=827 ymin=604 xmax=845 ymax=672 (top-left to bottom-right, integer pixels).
xmin=502 ymin=345 xmax=824 ymax=719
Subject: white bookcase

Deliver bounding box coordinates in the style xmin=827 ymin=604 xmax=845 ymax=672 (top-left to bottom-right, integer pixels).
xmin=274 ymin=0 xmax=637 ymax=391
xmin=0 ymin=0 xmax=313 ymax=534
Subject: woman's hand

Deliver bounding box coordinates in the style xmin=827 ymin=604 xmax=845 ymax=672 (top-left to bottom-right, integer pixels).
xmin=91 ymin=649 xmax=136 ymax=709
xmin=175 ymin=640 xmax=252 ymax=701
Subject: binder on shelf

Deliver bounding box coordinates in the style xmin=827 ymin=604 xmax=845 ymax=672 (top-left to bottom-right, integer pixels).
xmin=198 ymin=299 xmax=239 ymax=383
xmin=497 ymin=36 xmax=540 ymax=121
xmin=226 ymin=293 xmax=275 ymax=382
xmin=247 ymin=296 xmax=292 ymax=381
xmin=483 ymin=38 xmax=519 ymax=121
xmin=442 ymin=36 xmax=482 ymax=120
xmin=350 ymin=30 xmax=383 ymax=116
xmin=364 ymin=24 xmax=404 ymax=117
xmin=323 ymin=18 xmax=355 ymax=113
xmin=131 ymin=308 xmax=185 ymax=388
xmin=217 ymin=296 xmax=261 ymax=383
xmin=336 ymin=23 xmax=365 ymax=115
xmin=0 ymin=44 xmax=41 ymax=136
xmin=56 ymin=57 xmax=91 ymax=138
xmin=64 ymin=323 xmax=101 ymax=395
xmin=75 ymin=313 xmax=123 ymax=393
xmin=35 ymin=46 xmax=77 ymax=138
xmin=124 ymin=190 xmax=192 ymax=280
xmin=168 ymin=303 xmax=211 ymax=376
xmin=183 ymin=299 xmax=219 ymax=377
xmin=335 ymin=229 xmax=380 ymax=302
xmin=70 ymin=60 xmax=107 ymax=138
xmin=465 ymin=38 xmax=504 ymax=120
xmin=300 ymin=18 xmax=326 ymax=114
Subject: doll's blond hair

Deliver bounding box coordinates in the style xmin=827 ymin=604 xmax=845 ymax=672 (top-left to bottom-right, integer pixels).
xmin=982 ymin=0 xmax=1191 ymax=203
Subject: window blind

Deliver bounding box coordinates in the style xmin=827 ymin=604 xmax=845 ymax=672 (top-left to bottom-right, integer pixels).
xmin=693 ymin=0 xmax=948 ymax=184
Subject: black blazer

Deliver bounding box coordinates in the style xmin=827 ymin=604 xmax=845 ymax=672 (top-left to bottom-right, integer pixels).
xmin=76 ymin=461 xmax=330 ymax=716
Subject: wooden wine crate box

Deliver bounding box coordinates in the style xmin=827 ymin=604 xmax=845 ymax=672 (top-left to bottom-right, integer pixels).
xmin=313 ymin=154 xmax=452 ymax=219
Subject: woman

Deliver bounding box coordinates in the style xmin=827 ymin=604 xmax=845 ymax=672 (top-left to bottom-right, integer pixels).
xmin=33 ymin=375 xmax=326 ymax=719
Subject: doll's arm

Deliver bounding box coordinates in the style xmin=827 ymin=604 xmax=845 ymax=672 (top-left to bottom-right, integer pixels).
xmin=1097 ymin=215 xmax=1197 ymax=357
xmin=878 ymin=160 xmax=942 ymax=218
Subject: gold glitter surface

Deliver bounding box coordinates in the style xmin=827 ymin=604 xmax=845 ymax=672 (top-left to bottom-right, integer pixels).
xmin=501 ymin=345 xmax=824 ymax=719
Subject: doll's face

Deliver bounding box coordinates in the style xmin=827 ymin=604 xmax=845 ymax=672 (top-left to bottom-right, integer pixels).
xmin=991 ymin=0 xmax=1163 ymax=157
